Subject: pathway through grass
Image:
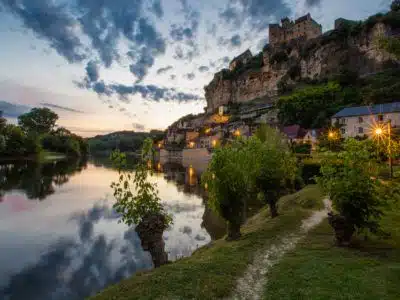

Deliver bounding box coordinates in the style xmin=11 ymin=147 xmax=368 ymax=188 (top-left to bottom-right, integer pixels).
xmin=230 ymin=199 xmax=331 ymax=300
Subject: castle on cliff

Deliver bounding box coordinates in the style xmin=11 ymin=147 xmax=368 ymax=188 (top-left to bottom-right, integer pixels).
xmin=269 ymin=13 xmax=322 ymax=45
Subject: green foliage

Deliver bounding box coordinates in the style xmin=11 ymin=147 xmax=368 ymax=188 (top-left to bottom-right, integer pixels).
xmin=110 ymin=139 xmax=172 ymax=227
xmin=376 ymin=36 xmax=400 ymax=59
xmin=317 ymin=139 xmax=397 ymax=234
xmin=88 ymin=130 xmax=162 ymax=155
xmin=270 ymin=51 xmax=289 ymax=64
xmin=202 ymin=138 xmax=256 ymax=235
xmin=18 ymin=107 xmax=58 ymax=134
xmin=277 ymin=82 xmax=343 ymax=128
xmin=253 ymin=126 xmax=298 ymax=217
xmin=293 ymin=142 xmax=312 ymax=154
xmin=301 ymin=159 xmax=322 ymax=184
xmin=0 ymin=108 xmax=87 ymax=158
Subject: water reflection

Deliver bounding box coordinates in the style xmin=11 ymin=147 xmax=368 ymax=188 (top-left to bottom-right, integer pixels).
xmin=0 ymin=158 xmax=227 ymax=300
xmin=0 ymin=159 xmax=87 ymax=201
xmin=0 ymin=203 xmax=152 ymax=300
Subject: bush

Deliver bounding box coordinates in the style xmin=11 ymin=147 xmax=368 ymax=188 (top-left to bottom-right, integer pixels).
xmin=301 ymin=160 xmax=321 ymax=184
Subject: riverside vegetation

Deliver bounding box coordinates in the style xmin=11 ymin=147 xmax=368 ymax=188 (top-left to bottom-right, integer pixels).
xmin=0 ymin=108 xmax=88 ymax=160
xmin=91 ymin=123 xmax=400 ymax=299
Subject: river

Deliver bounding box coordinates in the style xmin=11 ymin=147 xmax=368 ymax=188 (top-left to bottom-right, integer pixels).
xmin=0 ymin=157 xmax=226 ymax=300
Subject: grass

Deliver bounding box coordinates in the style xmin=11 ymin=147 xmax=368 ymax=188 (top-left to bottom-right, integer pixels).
xmin=263 ymin=195 xmax=400 ymax=300
xmin=90 ymin=185 xmax=324 ymax=300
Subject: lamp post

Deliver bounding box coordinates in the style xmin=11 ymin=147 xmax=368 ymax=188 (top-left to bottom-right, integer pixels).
xmin=374 ymin=120 xmax=393 ymax=179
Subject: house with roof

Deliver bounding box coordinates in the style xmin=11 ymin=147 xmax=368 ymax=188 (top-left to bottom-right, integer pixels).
xmin=282 ymin=125 xmax=307 ymax=144
xmin=229 ymin=50 xmax=252 ymax=71
xmin=331 ymin=102 xmax=400 ymax=138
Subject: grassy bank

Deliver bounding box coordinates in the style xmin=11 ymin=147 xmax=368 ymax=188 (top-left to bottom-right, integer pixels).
xmin=91 ymin=185 xmax=324 ymax=300
xmin=263 ymin=197 xmax=400 ymax=300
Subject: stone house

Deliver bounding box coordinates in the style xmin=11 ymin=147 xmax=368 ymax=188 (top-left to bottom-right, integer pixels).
xmin=331 ymin=102 xmax=400 ymax=138
xmin=229 ymin=49 xmax=252 ymax=70
xmin=269 ymin=13 xmax=322 ymax=46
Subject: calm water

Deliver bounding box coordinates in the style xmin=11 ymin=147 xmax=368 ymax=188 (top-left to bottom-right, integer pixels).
xmin=0 ymin=158 xmax=225 ymax=300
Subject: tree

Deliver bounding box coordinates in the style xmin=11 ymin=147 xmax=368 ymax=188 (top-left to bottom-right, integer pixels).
xmin=0 ymin=111 xmax=6 ymax=131
xmin=18 ymin=108 xmax=58 ymax=134
xmin=317 ymin=139 xmax=398 ymax=246
xmin=391 ymin=0 xmax=400 ymax=11
xmin=376 ymin=36 xmax=400 ymax=59
xmin=254 ymin=125 xmax=298 ymax=217
xmin=111 ymin=138 xmax=172 ymax=267
xmin=202 ymin=138 xmax=260 ymax=240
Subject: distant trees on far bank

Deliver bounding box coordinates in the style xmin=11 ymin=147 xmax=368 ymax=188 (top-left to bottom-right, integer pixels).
xmin=0 ymin=108 xmax=88 ymax=159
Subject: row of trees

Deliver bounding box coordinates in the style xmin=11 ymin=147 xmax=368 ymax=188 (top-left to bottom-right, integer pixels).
xmin=202 ymin=126 xmax=297 ymax=240
xmin=0 ymin=108 xmax=88 ymax=158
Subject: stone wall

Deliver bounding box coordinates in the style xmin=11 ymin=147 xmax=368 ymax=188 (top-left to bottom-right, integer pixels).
xmin=205 ymin=22 xmax=398 ymax=113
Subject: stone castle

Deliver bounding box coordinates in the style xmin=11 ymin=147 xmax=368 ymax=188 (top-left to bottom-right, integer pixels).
xmin=204 ymin=15 xmax=397 ymax=113
xmin=269 ymin=13 xmax=322 ymax=46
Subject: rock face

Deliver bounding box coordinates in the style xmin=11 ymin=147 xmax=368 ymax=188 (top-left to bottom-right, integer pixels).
xmin=205 ymin=22 xmax=398 ymax=113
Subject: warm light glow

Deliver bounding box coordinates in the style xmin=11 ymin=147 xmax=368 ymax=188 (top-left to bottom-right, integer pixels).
xmin=375 ymin=127 xmax=383 ymax=135
xmin=157 ymin=162 xmax=161 ymax=171
xmin=234 ymin=129 xmax=240 ymax=137
xmin=212 ymin=139 xmax=217 ymax=147
xmin=204 ymin=183 xmax=208 ymax=190
xmin=189 ymin=165 xmax=194 ymax=177
xmin=205 ymin=128 xmax=211 ymax=134
xmin=189 ymin=141 xmax=195 ymax=148
xmin=147 ymin=160 xmax=152 ymax=169
xmin=158 ymin=142 xmax=162 ymax=148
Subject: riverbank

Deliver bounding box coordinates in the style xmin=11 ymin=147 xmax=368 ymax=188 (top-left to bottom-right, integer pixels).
xmin=0 ymin=151 xmax=68 ymax=163
xmin=91 ymin=185 xmax=325 ymax=300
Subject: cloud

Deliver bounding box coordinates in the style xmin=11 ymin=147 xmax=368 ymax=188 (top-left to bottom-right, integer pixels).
xmin=1 ymin=0 xmax=167 ymax=83
xmin=305 ymin=0 xmax=322 ymax=7
xmin=0 ymin=101 xmax=30 ymax=118
xmin=0 ymin=0 xmax=87 ymax=63
xmin=198 ymin=66 xmax=209 ymax=72
xmin=129 ymin=47 xmax=155 ymax=82
xmin=85 ymin=61 xmax=99 ymax=83
xmin=230 ymin=34 xmax=242 ymax=47
xmin=132 ymin=123 xmax=145 ymax=131
xmin=40 ymin=103 xmax=85 ymax=114
xmin=173 ymin=45 xmax=199 ymax=61
xmin=184 ymin=73 xmax=195 ymax=80
xmin=150 ymin=0 xmax=163 ymax=18
xmin=220 ymin=0 xmax=291 ymax=31
xmin=82 ymin=81 xmax=202 ymax=103
xmin=156 ymin=65 xmax=173 ymax=75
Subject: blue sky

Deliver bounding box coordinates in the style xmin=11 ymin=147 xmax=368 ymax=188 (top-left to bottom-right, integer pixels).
xmin=0 ymin=0 xmax=391 ymax=136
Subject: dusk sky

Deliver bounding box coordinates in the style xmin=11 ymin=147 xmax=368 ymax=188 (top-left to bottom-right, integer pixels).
xmin=0 ymin=0 xmax=391 ymax=137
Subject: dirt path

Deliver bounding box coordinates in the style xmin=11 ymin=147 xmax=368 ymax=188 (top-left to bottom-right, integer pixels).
xmin=229 ymin=199 xmax=331 ymax=300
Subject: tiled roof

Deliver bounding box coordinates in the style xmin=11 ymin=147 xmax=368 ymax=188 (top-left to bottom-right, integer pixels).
xmin=282 ymin=125 xmax=306 ymax=139
xmin=333 ymin=102 xmax=400 ymax=118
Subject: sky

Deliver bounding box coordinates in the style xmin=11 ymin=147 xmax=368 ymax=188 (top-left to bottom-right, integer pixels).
xmin=0 ymin=0 xmax=392 ymax=137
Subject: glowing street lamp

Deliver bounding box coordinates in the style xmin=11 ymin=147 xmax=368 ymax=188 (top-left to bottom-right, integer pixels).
xmin=373 ymin=120 xmax=393 ymax=179
xmin=234 ymin=129 xmax=241 ymax=137
xmin=212 ymin=139 xmax=217 ymax=147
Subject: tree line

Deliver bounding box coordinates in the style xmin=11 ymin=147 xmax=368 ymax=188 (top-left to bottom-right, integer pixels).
xmin=0 ymin=107 xmax=88 ymax=158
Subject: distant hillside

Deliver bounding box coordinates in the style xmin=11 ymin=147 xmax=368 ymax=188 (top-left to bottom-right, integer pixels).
xmin=88 ymin=130 xmax=164 ymax=155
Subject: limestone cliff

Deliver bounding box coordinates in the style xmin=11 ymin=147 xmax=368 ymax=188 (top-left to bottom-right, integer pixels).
xmin=205 ymin=22 xmax=399 ymax=112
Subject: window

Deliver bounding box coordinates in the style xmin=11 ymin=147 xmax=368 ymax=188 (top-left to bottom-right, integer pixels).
xmin=358 ymin=127 xmax=364 ymax=134
xmin=378 ymin=114 xmax=384 ymax=121
xmin=340 ymin=118 xmax=346 ymax=124
xmin=358 ymin=117 xmax=363 ymax=123
xmin=340 ymin=128 xmax=346 ymax=135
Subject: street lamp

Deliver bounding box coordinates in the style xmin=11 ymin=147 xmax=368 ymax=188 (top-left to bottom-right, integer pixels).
xmin=373 ymin=120 xmax=393 ymax=179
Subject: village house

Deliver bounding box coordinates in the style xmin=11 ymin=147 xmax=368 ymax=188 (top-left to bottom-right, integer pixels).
xmin=269 ymin=13 xmax=322 ymax=46
xmin=282 ymin=125 xmax=307 ymax=144
xmin=229 ymin=49 xmax=252 ymax=71
xmin=331 ymin=102 xmax=400 ymax=138
xmin=303 ymin=129 xmax=323 ymax=150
